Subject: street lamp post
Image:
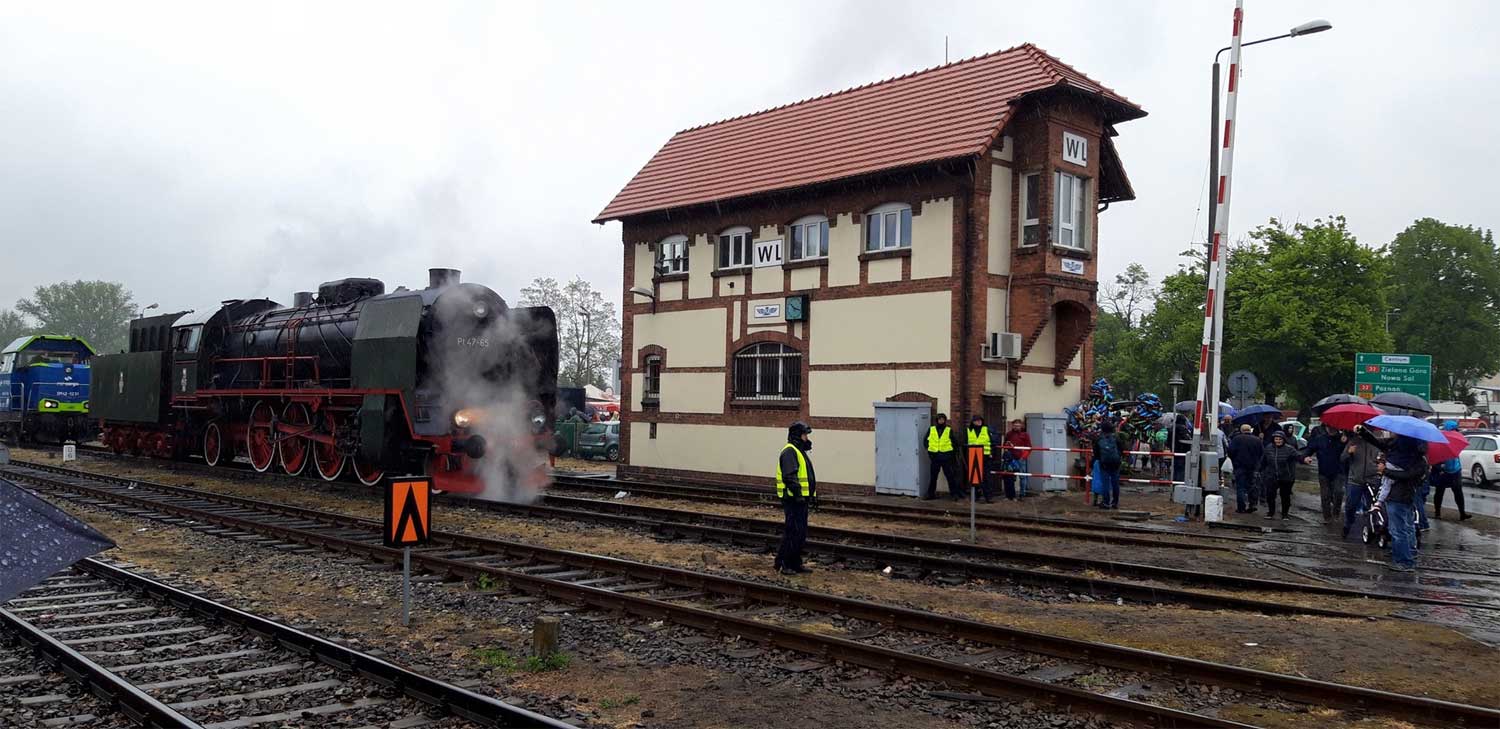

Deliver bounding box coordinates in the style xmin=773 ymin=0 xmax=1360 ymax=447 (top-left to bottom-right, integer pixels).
xmin=1186 ymin=7 xmax=1332 ymax=510
xmin=1169 ymin=372 xmax=1185 ymax=408
xmin=1385 ymin=308 xmax=1402 ymax=335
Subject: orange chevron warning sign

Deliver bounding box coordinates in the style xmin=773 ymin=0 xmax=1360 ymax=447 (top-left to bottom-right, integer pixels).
xmin=384 ymin=479 xmax=431 ymax=547
xmin=966 ymin=445 xmax=985 ymax=487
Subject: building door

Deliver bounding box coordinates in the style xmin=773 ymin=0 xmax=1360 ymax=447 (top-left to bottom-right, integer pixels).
xmin=874 ymin=402 xmax=931 ymax=496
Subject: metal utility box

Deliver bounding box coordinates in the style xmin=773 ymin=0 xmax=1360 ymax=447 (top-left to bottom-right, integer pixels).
xmin=873 ymin=402 xmax=932 ymax=496
xmin=1026 ymin=413 xmax=1069 ymax=492
xmin=91 ymin=352 xmax=165 ymax=423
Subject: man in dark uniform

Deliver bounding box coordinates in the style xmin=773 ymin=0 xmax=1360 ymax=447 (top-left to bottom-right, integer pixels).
xmin=774 ymin=421 xmax=816 ymax=575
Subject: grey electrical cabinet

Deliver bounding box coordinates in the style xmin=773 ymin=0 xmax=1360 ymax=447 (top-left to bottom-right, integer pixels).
xmin=874 ymin=402 xmax=932 ymax=497
xmin=1026 ymin=413 xmax=1070 ymax=492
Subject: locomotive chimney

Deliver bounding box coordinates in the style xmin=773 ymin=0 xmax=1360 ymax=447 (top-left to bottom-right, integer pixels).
xmin=429 ymin=268 xmax=461 ymax=288
xmin=293 ymin=291 xmax=315 ymax=307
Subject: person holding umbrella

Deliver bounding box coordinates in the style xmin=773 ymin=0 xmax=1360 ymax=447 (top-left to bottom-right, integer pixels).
xmin=1323 ymin=402 xmax=1389 ymax=538
xmin=1299 ymin=422 xmax=1349 ymax=524
xmin=1361 ymin=414 xmax=1439 ymax=572
xmin=1432 ymin=420 xmax=1471 ymax=522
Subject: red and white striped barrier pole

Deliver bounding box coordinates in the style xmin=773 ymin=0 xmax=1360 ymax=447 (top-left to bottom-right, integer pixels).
xmin=990 ymin=470 xmax=1184 ymax=487
xmin=1188 ymin=0 xmax=1245 ymax=498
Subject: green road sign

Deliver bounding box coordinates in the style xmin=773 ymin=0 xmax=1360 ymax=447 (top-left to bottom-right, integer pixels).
xmin=1355 ymin=352 xmax=1431 ymax=400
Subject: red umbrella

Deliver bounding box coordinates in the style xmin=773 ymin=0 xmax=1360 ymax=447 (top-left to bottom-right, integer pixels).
xmin=1320 ymin=403 xmax=1382 ymax=431
xmin=1427 ymin=430 xmax=1468 ymax=464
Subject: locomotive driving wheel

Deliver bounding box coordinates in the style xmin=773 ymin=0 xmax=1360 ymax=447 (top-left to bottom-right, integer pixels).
xmin=312 ymin=409 xmax=346 ymax=481
xmin=278 ymin=403 xmax=312 ymax=476
xmin=203 ymin=422 xmax=224 ymax=467
xmin=352 ymin=454 xmax=384 ymax=487
xmin=246 ymin=401 xmax=278 ymax=473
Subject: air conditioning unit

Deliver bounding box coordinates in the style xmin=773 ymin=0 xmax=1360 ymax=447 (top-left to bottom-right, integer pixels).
xmin=986 ymin=332 xmax=1022 ymax=361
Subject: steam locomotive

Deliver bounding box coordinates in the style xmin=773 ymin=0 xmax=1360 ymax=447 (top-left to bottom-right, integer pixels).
xmin=91 ymin=268 xmax=558 ymax=494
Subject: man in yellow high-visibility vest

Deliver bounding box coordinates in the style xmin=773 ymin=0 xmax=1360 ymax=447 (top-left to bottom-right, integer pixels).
xmin=922 ymin=413 xmax=962 ymax=501
xmin=774 ymin=421 xmax=816 ymax=575
xmin=967 ymin=414 xmax=994 ymax=503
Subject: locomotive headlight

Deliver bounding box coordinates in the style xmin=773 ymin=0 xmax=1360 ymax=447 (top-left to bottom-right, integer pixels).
xmin=453 ymin=408 xmax=481 ymax=429
xmin=529 ymin=402 xmax=547 ymax=434
xmin=473 ymin=303 xmax=489 ymax=319
xmin=41 ymin=399 xmax=59 ymax=410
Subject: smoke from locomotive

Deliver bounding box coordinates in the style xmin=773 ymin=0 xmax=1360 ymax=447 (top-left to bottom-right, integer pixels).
xmin=90 ymin=268 xmax=558 ymax=499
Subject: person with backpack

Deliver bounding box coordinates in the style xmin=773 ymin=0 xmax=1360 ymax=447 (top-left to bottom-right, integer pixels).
xmin=1093 ymin=420 xmax=1124 ymax=509
xmin=1260 ymin=431 xmax=1300 ymax=520
xmin=1433 ymin=420 xmax=1471 ymax=521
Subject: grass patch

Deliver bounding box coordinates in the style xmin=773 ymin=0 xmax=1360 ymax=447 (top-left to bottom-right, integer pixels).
xmin=598 ymin=694 xmax=641 ymax=710
xmin=473 ymin=647 xmax=570 ymax=673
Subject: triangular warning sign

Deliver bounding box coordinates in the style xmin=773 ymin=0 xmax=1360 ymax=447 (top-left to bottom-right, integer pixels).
xmin=966 ymin=446 xmax=985 ymax=487
xmin=384 ymin=479 xmax=431 ymax=547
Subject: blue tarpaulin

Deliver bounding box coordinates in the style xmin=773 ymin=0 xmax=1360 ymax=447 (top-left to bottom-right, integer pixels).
xmin=0 ymin=477 xmax=115 ymax=603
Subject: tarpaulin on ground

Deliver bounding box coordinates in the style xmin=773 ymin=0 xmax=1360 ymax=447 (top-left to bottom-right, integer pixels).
xmin=0 ymin=477 xmax=115 ymax=603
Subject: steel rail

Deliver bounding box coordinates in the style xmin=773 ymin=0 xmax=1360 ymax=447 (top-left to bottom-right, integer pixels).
xmin=69 ymin=558 xmax=574 ymax=729
xmin=8 ymin=460 xmax=1371 ymax=616
xmin=14 ymin=466 xmax=1499 ymax=727
xmin=6 ymin=470 xmax=1246 ymax=728
xmin=0 ymin=604 xmax=203 ymax=728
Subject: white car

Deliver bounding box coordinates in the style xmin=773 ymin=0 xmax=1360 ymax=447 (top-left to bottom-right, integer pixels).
xmin=1459 ymin=432 xmax=1500 ymax=487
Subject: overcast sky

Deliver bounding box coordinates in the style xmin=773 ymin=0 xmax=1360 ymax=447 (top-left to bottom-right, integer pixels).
xmin=2 ymin=1 xmax=1494 ymax=317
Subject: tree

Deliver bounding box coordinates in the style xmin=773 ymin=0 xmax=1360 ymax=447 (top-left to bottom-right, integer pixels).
xmin=1101 ymin=262 xmax=1154 ymax=329
xmin=15 ymin=281 xmax=136 ymax=353
xmin=1386 ymin=219 xmax=1500 ymax=401
xmin=0 ymin=309 xmax=34 ymax=348
xmin=1223 ymin=217 xmax=1390 ymax=413
xmin=517 ymin=277 xmax=621 ymax=388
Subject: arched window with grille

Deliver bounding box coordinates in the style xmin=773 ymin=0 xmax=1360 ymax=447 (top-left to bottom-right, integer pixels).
xmin=732 ymin=342 xmax=802 ymax=401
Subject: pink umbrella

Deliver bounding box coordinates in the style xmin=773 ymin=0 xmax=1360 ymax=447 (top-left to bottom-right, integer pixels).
xmin=1320 ymin=403 xmax=1382 ymax=431
xmin=1426 ymin=430 xmax=1468 ymax=464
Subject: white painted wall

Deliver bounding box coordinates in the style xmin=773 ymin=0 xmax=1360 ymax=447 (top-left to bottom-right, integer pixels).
xmin=809 ymin=291 xmax=950 ymax=365
xmin=632 ymin=307 xmax=727 ymax=367
xmin=809 ymin=368 xmax=950 ymax=418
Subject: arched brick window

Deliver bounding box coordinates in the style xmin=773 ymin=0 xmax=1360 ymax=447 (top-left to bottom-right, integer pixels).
xmin=732 ymin=342 xmax=802 ymax=401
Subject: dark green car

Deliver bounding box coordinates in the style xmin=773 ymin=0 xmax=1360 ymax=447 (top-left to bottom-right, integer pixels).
xmin=576 ymin=422 xmax=620 ymax=461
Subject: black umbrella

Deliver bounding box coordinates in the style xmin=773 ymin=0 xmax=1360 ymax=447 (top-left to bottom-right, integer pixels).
xmin=1232 ymin=403 xmax=1282 ymax=425
xmin=1370 ymin=391 xmax=1434 ymax=416
xmin=0 ymin=478 xmax=115 ymax=603
xmin=1311 ymin=394 xmax=1364 ymax=415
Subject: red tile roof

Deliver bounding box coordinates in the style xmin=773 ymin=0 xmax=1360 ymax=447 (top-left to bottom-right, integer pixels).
xmin=595 ymin=43 xmax=1144 ymax=223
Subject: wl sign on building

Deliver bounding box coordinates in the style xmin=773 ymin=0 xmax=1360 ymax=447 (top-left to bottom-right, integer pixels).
xmin=1355 ymin=353 xmax=1431 ymax=401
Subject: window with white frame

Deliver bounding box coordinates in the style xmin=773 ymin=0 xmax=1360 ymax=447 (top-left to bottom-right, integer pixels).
xmin=788 ymin=215 xmax=829 ymax=261
xmin=1054 ymin=172 xmax=1088 ymax=250
xmin=1020 ymin=172 xmax=1042 ymax=246
xmin=657 ymin=234 xmax=688 ymax=274
xmin=864 ymin=203 xmax=912 ymax=252
xmin=732 ymin=343 xmax=801 ymax=401
xmin=642 ymin=355 xmax=662 ymax=403
xmin=717 ymin=226 xmax=752 ymax=269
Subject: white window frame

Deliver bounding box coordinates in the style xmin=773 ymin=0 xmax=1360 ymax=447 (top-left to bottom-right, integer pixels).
xmin=788 ymin=215 xmax=829 ymax=261
xmin=717 ymin=226 xmax=752 ymax=269
xmin=864 ymin=203 xmax=913 ymax=252
xmin=1020 ymin=172 xmax=1041 ymax=247
xmin=1054 ymin=172 xmax=1088 ymax=250
xmin=657 ymin=234 xmax=688 ymax=274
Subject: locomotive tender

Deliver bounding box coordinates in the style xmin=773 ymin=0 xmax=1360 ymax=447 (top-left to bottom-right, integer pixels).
xmin=91 ymin=268 xmax=558 ymax=494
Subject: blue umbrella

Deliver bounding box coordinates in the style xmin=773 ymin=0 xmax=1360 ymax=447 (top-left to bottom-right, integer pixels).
xmin=0 ymin=478 xmax=116 ymax=603
xmin=1232 ymin=403 xmax=1281 ymax=425
xmin=1365 ymin=414 xmax=1446 ymax=444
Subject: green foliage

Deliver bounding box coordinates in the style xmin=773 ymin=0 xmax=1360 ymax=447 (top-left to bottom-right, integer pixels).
xmin=473 ymin=647 xmax=518 ymax=671
xmin=15 ymin=280 xmax=137 ymax=353
xmin=1224 ymin=217 xmax=1391 ymax=412
xmin=525 ymin=651 xmax=571 ymax=672
xmin=599 ymin=695 xmax=641 ymax=710
xmin=472 ymin=646 xmax=570 ymax=673
xmin=1386 ymin=219 xmax=1500 ymax=401
xmin=518 ymin=276 xmax=621 ymax=388
xmin=474 ymin=573 xmax=500 ymax=592
xmin=0 ymin=309 xmax=34 ymax=348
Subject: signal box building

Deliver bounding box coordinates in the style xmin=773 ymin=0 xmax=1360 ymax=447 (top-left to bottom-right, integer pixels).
xmin=595 ymin=44 xmax=1144 ymax=491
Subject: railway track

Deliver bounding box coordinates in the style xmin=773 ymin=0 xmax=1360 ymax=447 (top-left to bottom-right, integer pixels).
xmin=0 ymin=557 xmax=573 ymax=728
xmin=6 ymin=463 xmax=1499 ymax=728
xmin=21 ymin=454 xmax=1496 ymax=616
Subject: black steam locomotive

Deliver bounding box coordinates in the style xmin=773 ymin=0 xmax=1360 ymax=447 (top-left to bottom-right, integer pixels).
xmin=92 ymin=268 xmax=558 ymax=494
